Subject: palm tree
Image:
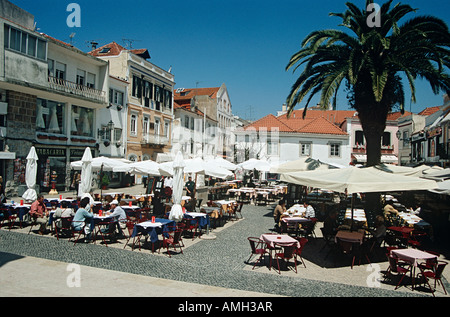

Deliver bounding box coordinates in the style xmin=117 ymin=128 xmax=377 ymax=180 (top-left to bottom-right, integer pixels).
xmin=286 ymin=0 xmax=450 ymax=166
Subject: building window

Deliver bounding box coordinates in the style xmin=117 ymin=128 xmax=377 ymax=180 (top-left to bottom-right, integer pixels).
xmin=330 ymin=143 xmax=340 ymax=157
xmin=267 ymin=140 xmax=279 ymax=156
xmin=114 ymin=128 xmax=122 ymax=142
xmin=355 ymin=130 xmax=365 ymax=146
xmin=76 ymin=69 xmax=85 ymax=86
xmin=154 ymin=117 xmax=161 ymax=135
xmin=164 ymin=120 xmax=170 ymax=138
xmin=4 ymin=24 xmax=47 ymax=60
xmin=71 ymin=105 xmax=94 ymax=137
xmin=143 ymin=116 xmax=149 ymax=135
xmin=36 ymin=99 xmax=65 ymax=134
xmin=403 ymin=131 xmax=409 ymax=147
xmin=130 ymin=114 xmax=137 ymax=136
xmin=86 ymin=73 xmax=96 ymax=89
xmin=109 ymin=89 xmax=124 ymax=106
xmin=300 ymin=142 xmax=311 ymax=156
xmin=382 ymin=132 xmax=391 ymax=146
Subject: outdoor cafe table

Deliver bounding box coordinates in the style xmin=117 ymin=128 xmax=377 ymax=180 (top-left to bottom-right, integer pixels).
xmin=397 ymin=212 xmax=431 ymax=228
xmin=259 ymin=233 xmax=301 ymax=249
xmin=335 ymin=230 xmax=365 ymax=244
xmin=391 ymin=248 xmax=439 ymax=290
xmin=281 ymin=216 xmax=311 ymax=225
xmin=3 ymin=202 xmax=31 ymax=224
xmin=131 ymin=218 xmax=176 ymax=244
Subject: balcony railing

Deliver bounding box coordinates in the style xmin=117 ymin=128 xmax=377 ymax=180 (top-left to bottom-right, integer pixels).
xmin=48 ymin=76 xmax=106 ymax=103
xmin=141 ymin=133 xmax=169 ymax=146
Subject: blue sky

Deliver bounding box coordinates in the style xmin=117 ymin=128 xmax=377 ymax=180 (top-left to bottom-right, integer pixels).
xmin=12 ymin=0 xmax=450 ymax=120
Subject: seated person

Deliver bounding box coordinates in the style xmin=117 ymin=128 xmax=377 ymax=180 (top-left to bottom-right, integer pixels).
xmin=72 ymin=197 xmax=94 ymax=237
xmin=303 ymin=201 xmax=315 ymax=218
xmin=29 ymin=194 xmax=49 ymax=235
xmin=53 ymin=200 xmax=75 ymax=229
xmin=108 ymin=199 xmax=127 ymax=234
xmin=184 ymin=193 xmax=197 ymax=212
xmin=383 ymin=203 xmax=398 ymax=217
xmin=273 ymin=199 xmax=286 ymax=232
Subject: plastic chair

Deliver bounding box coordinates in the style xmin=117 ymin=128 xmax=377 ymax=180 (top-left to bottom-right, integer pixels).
xmin=247 ymin=237 xmax=269 ymax=270
xmin=161 ymin=229 xmax=184 ymax=257
xmin=273 ymin=242 xmax=298 ymax=274
xmin=416 ymin=260 xmax=448 ymax=296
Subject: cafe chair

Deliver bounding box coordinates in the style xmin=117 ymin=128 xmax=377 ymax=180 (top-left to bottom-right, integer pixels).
xmin=70 ymin=221 xmax=89 ymax=245
xmin=336 ymin=238 xmax=370 ymax=269
xmin=418 ymin=251 xmax=440 ymax=271
xmin=123 ymin=218 xmax=142 ymax=251
xmin=246 ymin=237 xmax=269 ymax=270
xmin=273 ymin=242 xmax=298 ymax=274
xmin=384 ymin=255 xmax=411 ymax=290
xmin=182 ymin=217 xmax=199 ymax=240
xmin=5 ymin=208 xmax=19 ymax=231
xmin=94 ymin=219 xmax=118 ymax=247
xmin=294 ymin=237 xmax=308 ymax=268
xmin=27 ymin=213 xmax=39 ymax=234
xmin=54 ymin=217 xmax=74 ymax=240
xmin=235 ymin=202 xmax=244 ymax=219
xmin=161 ymin=229 xmax=184 ymax=257
xmin=416 ymin=261 xmax=448 ymax=296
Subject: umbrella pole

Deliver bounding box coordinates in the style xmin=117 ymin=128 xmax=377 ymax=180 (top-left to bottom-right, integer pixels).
xmin=350 ymin=193 xmax=355 ymax=232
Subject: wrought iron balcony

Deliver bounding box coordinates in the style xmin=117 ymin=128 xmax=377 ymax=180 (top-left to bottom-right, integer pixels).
xmin=48 ymin=76 xmax=106 ymax=103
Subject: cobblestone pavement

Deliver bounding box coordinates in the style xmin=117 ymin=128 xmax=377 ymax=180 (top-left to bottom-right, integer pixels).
xmin=1 ymin=189 xmax=449 ymax=297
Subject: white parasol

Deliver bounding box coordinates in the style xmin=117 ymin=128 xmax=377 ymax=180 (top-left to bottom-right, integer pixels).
xmin=169 ymin=151 xmax=186 ymax=222
xmin=22 ymin=146 xmax=38 ymax=201
xmin=78 ymin=147 xmax=93 ymax=198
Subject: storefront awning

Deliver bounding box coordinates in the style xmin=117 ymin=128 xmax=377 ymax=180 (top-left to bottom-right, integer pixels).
xmin=352 ymin=154 xmax=398 ymax=164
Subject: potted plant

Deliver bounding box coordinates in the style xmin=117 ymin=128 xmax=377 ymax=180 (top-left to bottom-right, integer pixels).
xmin=101 ymin=174 xmax=110 ymax=189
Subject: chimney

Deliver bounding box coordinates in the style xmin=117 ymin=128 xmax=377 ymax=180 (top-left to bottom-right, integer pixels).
xmin=90 ymin=41 xmax=98 ymax=49
xmin=282 ymin=104 xmax=286 ymax=112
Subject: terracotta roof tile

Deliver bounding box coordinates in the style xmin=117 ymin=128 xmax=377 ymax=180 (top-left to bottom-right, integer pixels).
xmin=240 ymin=114 xmax=347 ymax=135
xmin=89 ymin=42 xmax=150 ymax=59
xmin=174 ymin=87 xmax=220 ymax=100
xmin=418 ymin=106 xmax=441 ymax=116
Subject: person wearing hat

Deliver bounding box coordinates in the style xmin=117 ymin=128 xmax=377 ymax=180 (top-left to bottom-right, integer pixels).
xmin=108 ymin=199 xmax=126 ymax=235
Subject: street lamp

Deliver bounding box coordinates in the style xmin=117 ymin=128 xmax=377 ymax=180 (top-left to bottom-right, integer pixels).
xmin=98 ymin=120 xmax=114 ymax=146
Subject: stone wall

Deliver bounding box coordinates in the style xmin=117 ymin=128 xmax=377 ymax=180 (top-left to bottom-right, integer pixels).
xmin=4 ymin=89 xmax=36 ymax=196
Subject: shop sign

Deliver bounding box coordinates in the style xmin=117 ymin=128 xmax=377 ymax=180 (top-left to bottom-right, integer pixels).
xmin=36 ymin=147 xmax=66 ymax=157
xmin=427 ymin=127 xmax=442 ymax=139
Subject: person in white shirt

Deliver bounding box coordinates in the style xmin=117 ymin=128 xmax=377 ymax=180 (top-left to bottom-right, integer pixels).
xmin=108 ymin=200 xmax=127 ymax=235
xmin=303 ymin=201 xmax=315 ymax=218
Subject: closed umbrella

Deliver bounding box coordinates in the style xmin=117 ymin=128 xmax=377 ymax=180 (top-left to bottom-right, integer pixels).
xmin=78 ymin=147 xmax=93 ymax=198
xmin=169 ymin=151 xmax=185 ymax=222
xmin=22 ymin=146 xmax=38 ymax=201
